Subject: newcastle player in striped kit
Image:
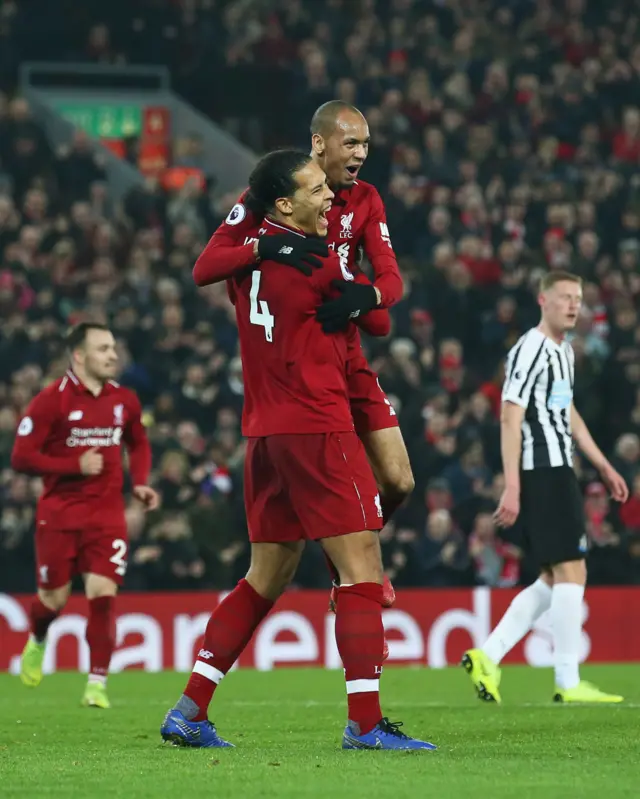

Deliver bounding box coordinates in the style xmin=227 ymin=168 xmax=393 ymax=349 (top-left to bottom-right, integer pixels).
xmin=462 ymin=271 xmax=628 ymax=703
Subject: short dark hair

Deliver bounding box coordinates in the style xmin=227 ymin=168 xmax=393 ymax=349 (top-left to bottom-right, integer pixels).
xmin=310 ymin=100 xmax=363 ymax=137
xmin=65 ymin=322 xmax=111 ymax=352
xmin=539 ymin=270 xmax=582 ymax=292
xmin=246 ymin=149 xmax=311 ymax=217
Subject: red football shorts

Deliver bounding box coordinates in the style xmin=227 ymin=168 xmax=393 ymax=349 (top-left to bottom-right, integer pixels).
xmin=347 ymin=361 xmax=399 ymax=437
xmin=244 ymin=432 xmax=384 ymax=543
xmin=35 ymin=520 xmax=129 ymax=589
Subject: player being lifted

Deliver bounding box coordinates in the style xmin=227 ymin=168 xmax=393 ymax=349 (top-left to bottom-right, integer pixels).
xmin=12 ymin=323 xmax=159 ymax=708
xmin=462 ymin=272 xmax=627 ymax=703
xmin=161 ymin=150 xmax=436 ymax=751
xmin=193 ymin=101 xmax=412 ymax=617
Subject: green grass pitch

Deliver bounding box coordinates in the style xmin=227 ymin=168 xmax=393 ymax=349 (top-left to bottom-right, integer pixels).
xmin=2 ymin=665 xmax=640 ymax=799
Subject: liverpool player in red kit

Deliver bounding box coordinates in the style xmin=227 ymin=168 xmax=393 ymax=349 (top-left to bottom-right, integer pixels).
xmin=192 ymin=101 xmax=412 ymax=614
xmin=12 ymin=323 xmax=158 ymax=708
xmin=161 ymin=151 xmax=435 ymax=751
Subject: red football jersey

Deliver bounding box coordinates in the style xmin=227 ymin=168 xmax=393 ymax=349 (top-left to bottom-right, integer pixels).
xmin=193 ymin=181 xmax=400 ymax=384
xmin=193 ymin=179 xmax=402 ymax=307
xmin=232 ymin=218 xmax=356 ymax=437
xmin=11 ymin=370 xmax=151 ymax=529
xmin=323 ymin=179 xmax=402 ymax=374
xmin=323 ymin=179 xmax=402 ymax=307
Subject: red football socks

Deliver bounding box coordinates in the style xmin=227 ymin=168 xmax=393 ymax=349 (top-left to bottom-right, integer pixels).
xmin=86 ymin=596 xmax=116 ymax=680
xmin=30 ymin=597 xmax=59 ymax=642
xmin=336 ymin=582 xmax=384 ymax=735
xmin=184 ymin=579 xmax=274 ymax=720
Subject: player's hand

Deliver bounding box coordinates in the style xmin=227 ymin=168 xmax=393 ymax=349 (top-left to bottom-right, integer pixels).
xmin=133 ymin=485 xmax=160 ymax=511
xmin=494 ymin=485 xmax=520 ymax=528
xmin=79 ymin=447 xmax=103 ymax=476
xmin=599 ymin=463 xmax=629 ymax=503
xmin=316 ymin=280 xmax=379 ymax=333
xmin=257 ymin=233 xmax=328 ymax=276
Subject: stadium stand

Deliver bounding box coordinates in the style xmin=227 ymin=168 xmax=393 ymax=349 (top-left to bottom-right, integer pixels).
xmin=1 ymin=0 xmax=640 ymax=592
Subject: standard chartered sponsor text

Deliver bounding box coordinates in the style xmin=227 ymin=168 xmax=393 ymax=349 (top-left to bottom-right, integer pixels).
xmin=66 ymin=427 xmax=122 ymax=447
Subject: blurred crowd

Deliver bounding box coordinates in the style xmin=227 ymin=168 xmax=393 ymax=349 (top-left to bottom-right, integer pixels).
xmin=2 ymin=0 xmax=640 ymax=593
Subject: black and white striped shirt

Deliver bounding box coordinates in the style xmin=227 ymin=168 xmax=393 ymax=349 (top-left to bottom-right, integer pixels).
xmin=502 ymin=328 xmax=575 ymax=471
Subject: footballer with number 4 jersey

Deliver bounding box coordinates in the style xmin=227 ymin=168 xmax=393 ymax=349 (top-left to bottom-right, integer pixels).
xmin=161 ymin=150 xmax=436 ymax=752
xmin=193 ymin=101 xmax=411 ymax=615
xmin=12 ymin=323 xmax=158 ymax=710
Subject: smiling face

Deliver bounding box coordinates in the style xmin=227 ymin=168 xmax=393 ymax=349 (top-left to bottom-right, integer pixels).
xmin=312 ymin=110 xmax=370 ymax=189
xmin=275 ymin=160 xmax=334 ymax=236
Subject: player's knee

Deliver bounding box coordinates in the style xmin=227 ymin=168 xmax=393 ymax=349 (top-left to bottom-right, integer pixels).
xmin=340 ymin=556 xmax=383 ymax=586
xmin=84 ymin=574 xmax=119 ymax=600
xmin=246 ymin=568 xmax=293 ymax=602
xmin=329 ymin=531 xmax=384 ymax=586
xmin=38 ymin=587 xmax=70 ymax=612
xmin=246 ymin=544 xmax=302 ymax=601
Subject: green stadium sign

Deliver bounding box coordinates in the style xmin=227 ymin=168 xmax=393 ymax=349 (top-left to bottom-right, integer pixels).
xmin=55 ymin=103 xmax=142 ymax=139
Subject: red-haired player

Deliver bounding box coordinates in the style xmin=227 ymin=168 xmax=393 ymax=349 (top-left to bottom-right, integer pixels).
xmin=12 ymin=323 xmax=158 ymax=708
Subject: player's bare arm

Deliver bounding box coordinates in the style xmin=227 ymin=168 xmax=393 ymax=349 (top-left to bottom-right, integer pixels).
xmin=495 ymin=401 xmax=524 ymax=528
xmin=571 ymin=403 xmax=628 ymax=502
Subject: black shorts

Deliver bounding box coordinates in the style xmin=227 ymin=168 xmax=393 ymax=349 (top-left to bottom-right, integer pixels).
xmin=520 ymin=466 xmax=588 ymax=567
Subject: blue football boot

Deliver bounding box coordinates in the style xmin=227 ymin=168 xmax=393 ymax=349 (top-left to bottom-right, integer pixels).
xmin=342 ymin=717 xmax=437 ymax=751
xmin=161 ymin=709 xmax=234 ymax=748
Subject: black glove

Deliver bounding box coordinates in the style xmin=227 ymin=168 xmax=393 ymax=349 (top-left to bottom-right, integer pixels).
xmin=257 ymin=234 xmax=329 ymax=277
xmin=316 ymin=280 xmax=379 ymax=333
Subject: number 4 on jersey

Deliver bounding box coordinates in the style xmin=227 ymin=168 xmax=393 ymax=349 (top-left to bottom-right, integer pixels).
xmin=250 ymin=270 xmax=275 ymax=342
